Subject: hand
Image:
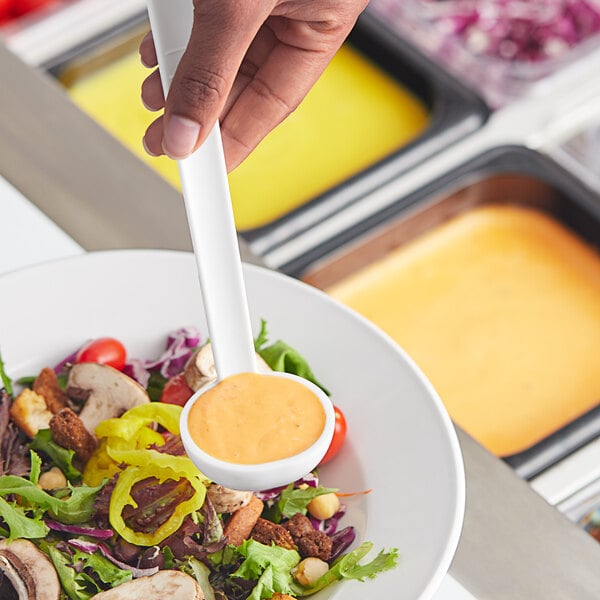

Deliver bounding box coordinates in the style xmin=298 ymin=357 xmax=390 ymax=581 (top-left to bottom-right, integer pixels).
xmin=140 ymin=0 xmax=368 ymax=171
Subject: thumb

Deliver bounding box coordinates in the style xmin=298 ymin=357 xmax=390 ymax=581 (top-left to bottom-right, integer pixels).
xmin=161 ymin=1 xmax=270 ymax=159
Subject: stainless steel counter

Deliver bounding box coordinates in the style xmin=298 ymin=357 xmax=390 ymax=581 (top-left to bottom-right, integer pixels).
xmin=3 ymin=41 xmax=600 ymax=598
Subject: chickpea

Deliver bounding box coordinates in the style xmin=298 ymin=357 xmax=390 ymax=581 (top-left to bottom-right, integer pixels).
xmin=307 ymin=492 xmax=340 ymax=521
xmin=292 ymin=557 xmax=329 ymax=587
xmin=37 ymin=467 xmax=67 ymax=490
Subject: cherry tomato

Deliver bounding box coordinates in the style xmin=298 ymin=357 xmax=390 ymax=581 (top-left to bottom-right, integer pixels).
xmin=160 ymin=372 xmax=195 ymax=407
xmin=12 ymin=0 xmax=55 ymax=17
xmin=0 ymin=0 xmax=13 ymax=21
xmin=319 ymin=405 xmax=347 ymax=465
xmin=75 ymin=337 xmax=127 ymax=371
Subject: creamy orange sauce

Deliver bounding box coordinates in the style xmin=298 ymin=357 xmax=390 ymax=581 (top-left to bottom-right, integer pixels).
xmin=328 ymin=206 xmax=600 ymax=457
xmin=187 ymin=373 xmax=326 ymax=464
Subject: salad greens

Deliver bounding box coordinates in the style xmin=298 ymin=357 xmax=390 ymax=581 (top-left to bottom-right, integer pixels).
xmin=234 ymin=540 xmax=301 ymax=600
xmin=0 ymin=471 xmax=103 ymax=534
xmin=31 ymin=429 xmax=82 ymax=482
xmin=0 ymin=326 xmax=398 ymax=599
xmin=300 ymin=542 xmax=399 ymax=595
xmin=45 ymin=542 xmax=132 ymax=600
xmin=254 ymin=320 xmax=330 ymax=395
xmin=0 ymin=350 xmax=13 ymax=396
xmin=269 ymin=484 xmax=339 ymax=523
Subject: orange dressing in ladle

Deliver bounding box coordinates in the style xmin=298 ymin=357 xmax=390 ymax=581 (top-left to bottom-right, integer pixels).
xmin=187 ymin=372 xmax=326 ymax=465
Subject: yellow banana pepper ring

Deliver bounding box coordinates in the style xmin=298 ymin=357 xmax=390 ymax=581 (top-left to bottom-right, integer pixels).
xmin=95 ymin=403 xmax=182 ymax=440
xmin=83 ymin=439 xmax=122 ymax=487
xmin=109 ymin=464 xmax=207 ymax=546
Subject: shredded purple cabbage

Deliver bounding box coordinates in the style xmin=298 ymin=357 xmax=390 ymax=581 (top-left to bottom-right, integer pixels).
xmin=53 ymin=347 xmax=83 ymax=375
xmin=123 ymin=327 xmax=202 ymax=387
xmin=46 ymin=519 xmax=114 ymax=540
xmin=329 ymin=526 xmax=357 ymax=561
xmin=426 ymin=0 xmax=600 ymax=62
xmin=122 ymin=359 xmax=151 ymax=388
xmin=256 ymin=473 xmax=319 ymax=502
xmin=374 ymin=0 xmax=600 ymax=63
xmin=308 ymin=505 xmax=347 ymax=535
xmin=67 ymin=539 xmax=159 ymax=578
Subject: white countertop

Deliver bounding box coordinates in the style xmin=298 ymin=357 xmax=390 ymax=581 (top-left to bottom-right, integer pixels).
xmin=0 ymin=172 xmax=477 ymax=599
xmin=0 ymin=174 xmax=83 ymax=273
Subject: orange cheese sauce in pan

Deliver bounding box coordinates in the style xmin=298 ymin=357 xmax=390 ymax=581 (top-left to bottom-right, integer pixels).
xmin=187 ymin=373 xmax=326 ymax=464
xmin=327 ymin=206 xmax=600 ymax=457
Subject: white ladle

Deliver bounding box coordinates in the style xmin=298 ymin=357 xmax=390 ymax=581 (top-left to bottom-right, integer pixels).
xmin=146 ymin=0 xmax=334 ymax=491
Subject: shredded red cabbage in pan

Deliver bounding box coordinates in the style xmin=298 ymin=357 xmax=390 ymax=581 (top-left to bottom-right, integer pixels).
xmin=419 ymin=0 xmax=600 ymax=62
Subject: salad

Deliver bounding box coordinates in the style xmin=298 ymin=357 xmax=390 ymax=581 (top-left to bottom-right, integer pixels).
xmin=0 ymin=323 xmax=397 ymax=599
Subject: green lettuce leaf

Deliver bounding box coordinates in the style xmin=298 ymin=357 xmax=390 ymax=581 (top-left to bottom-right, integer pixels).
xmin=253 ymin=320 xmax=270 ymax=351
xmin=0 ymin=496 xmax=48 ymax=540
xmin=30 ymin=429 xmax=82 ymax=482
xmin=44 ymin=544 xmax=132 ymax=600
xmin=45 ymin=544 xmax=95 ymax=600
xmin=207 ymin=544 xmax=239 ymax=567
xmin=276 ymin=483 xmax=338 ymax=521
xmin=72 ymin=549 xmax=132 ymax=588
xmin=247 ymin=565 xmax=277 ymax=600
xmin=0 ymin=351 xmax=13 ymax=396
xmin=300 ymin=542 xmax=399 ymax=595
xmin=29 ymin=450 xmax=42 ymax=485
xmin=0 ymin=474 xmax=103 ymax=524
xmin=184 ymin=557 xmax=216 ymax=600
xmin=15 ymin=375 xmax=36 ymax=388
xmin=254 ymin=320 xmax=330 ymax=395
xmin=146 ymin=370 xmax=168 ymax=402
xmin=233 ymin=539 xmax=300 ymax=599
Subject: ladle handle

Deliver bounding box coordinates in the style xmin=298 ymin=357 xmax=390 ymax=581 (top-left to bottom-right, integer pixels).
xmin=147 ymin=0 xmax=257 ymax=378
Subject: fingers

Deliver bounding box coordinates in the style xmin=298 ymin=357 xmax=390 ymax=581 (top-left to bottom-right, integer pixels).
xmin=158 ymin=1 xmax=273 ymax=159
xmin=142 ymin=115 xmax=165 ymax=157
xmin=141 ymin=69 xmax=165 ymax=112
xmin=139 ymin=31 xmax=157 ymax=68
xmin=220 ymin=21 xmax=345 ymax=170
xmin=139 ymin=0 xmax=366 ymax=167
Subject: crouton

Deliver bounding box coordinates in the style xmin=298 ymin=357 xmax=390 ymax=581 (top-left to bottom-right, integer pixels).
xmin=251 ymin=518 xmax=296 ymax=551
xmin=223 ymin=494 xmax=263 ymax=547
xmin=285 ymin=513 xmax=314 ymax=541
xmin=49 ymin=407 xmax=97 ymax=463
xmin=295 ymin=529 xmax=333 ymax=561
xmin=33 ymin=367 xmax=67 ymax=414
xmin=272 ymin=595 xmax=297 ymax=600
xmin=9 ymin=389 xmax=53 ymax=438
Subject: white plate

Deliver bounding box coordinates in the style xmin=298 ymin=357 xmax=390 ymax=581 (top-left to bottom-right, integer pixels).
xmin=0 ymin=250 xmax=464 ymax=600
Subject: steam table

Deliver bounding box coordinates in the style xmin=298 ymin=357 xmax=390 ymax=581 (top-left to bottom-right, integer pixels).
xmin=3 ymin=40 xmax=600 ymax=599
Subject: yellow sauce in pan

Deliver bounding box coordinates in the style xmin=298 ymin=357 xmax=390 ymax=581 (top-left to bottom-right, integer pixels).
xmin=187 ymin=373 xmax=325 ymax=464
xmin=66 ymin=44 xmax=428 ymax=230
xmin=327 ymin=206 xmax=600 ymax=457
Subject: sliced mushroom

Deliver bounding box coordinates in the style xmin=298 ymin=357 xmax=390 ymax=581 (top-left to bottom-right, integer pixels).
xmin=93 ymin=570 xmax=203 ymax=599
xmin=184 ymin=343 xmax=272 ymax=392
xmin=68 ymin=363 xmax=150 ymax=435
xmin=0 ymin=539 xmax=60 ymax=600
xmin=206 ymin=484 xmax=254 ymax=514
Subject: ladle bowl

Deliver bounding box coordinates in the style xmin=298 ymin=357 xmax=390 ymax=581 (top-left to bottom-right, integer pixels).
xmin=180 ymin=372 xmax=335 ymax=491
